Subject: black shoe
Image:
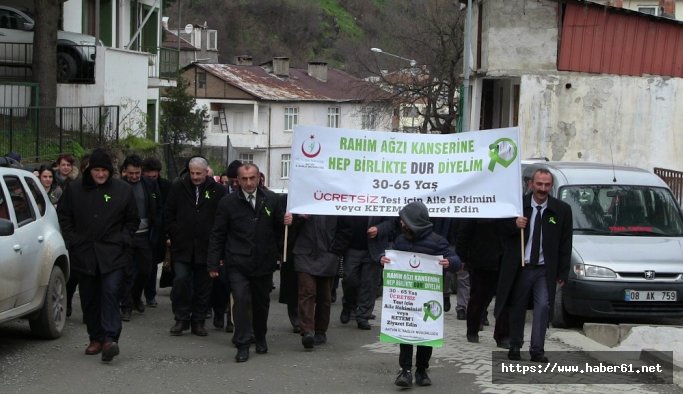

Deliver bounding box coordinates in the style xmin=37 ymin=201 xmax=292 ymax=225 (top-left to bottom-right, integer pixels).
xmin=467 ymin=334 xmax=479 ymax=343
xmin=496 ymin=338 xmax=510 ymax=349
xmin=101 ymin=342 xmax=119 ymax=362
xmin=357 ymin=321 xmax=371 ymax=330
xmin=133 ymin=300 xmax=145 ymax=313
xmin=415 ymin=369 xmax=432 ymax=386
xmin=508 ymin=347 xmax=521 ymax=361
xmin=331 ymin=289 xmax=337 ymax=303
xmin=456 ymin=310 xmax=466 ymax=320
xmin=191 ymin=321 xmax=208 ymax=336
xmin=368 ymin=314 xmax=376 ymax=320
xmin=213 ymin=314 xmax=224 ymax=329
xmin=225 ymin=322 xmax=234 ymax=333
xmin=313 ymin=332 xmax=327 ymax=345
xmin=205 ymin=310 xmax=212 ymax=319
xmin=235 ymin=347 xmax=249 ymax=363
xmin=340 ymin=309 xmax=351 ymax=324
xmin=146 ymin=298 xmax=158 ymax=308
xmin=302 ymin=332 xmax=315 ymax=349
xmin=255 ymin=339 xmax=268 ymax=354
xmin=170 ymin=320 xmax=190 ymax=336
xmin=444 ymin=296 xmax=451 ymax=312
xmin=121 ymin=309 xmax=132 ymax=322
xmin=394 ymin=369 xmax=412 ymax=387
xmin=481 ymin=316 xmax=490 ymax=326
xmin=66 ymin=304 xmax=73 ymax=318
xmin=530 ymin=353 xmax=548 ymax=363
xmin=292 ymin=325 xmax=301 ymax=334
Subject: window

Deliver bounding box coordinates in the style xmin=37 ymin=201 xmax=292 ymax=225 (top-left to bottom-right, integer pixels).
xmin=362 ymin=109 xmax=378 ymax=130
xmin=402 ymin=106 xmax=418 ymax=118
xmin=239 ymin=153 xmax=254 ymax=164
xmin=4 ymin=176 xmax=34 ymax=226
xmin=25 ymin=177 xmax=46 ymax=217
xmin=281 ymin=154 xmax=291 ymax=179
xmin=197 ymin=71 xmax=206 ymax=89
xmin=213 ymin=116 xmax=219 ymax=125
xmin=327 ymin=107 xmax=340 ymax=128
xmin=638 ymin=6 xmax=660 ymax=16
xmin=207 ymin=30 xmax=218 ymax=50
xmin=284 ymin=107 xmax=298 ymax=131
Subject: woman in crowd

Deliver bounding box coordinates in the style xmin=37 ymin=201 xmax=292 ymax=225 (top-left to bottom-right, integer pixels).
xmin=37 ymin=165 xmax=62 ymax=206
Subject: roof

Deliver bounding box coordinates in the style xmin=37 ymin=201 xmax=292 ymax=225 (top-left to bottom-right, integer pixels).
xmin=558 ymin=1 xmax=683 ymax=77
xmin=161 ymin=30 xmax=196 ymax=50
xmin=523 ymin=161 xmax=667 ymax=187
xmin=191 ymin=63 xmax=389 ymax=102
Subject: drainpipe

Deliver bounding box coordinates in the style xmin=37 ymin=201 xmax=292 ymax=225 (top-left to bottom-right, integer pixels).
xmin=462 ymin=0 xmax=472 ymax=133
xmin=267 ymin=105 xmax=271 ymax=188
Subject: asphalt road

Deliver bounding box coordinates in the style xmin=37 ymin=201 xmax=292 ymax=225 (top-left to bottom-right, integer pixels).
xmin=1 ymin=274 xmax=681 ymax=394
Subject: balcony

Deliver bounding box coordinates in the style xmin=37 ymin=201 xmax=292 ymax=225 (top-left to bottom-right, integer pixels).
xmin=144 ymin=46 xmax=179 ymax=88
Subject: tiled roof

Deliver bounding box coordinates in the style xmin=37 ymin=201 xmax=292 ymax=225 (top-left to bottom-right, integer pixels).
xmin=193 ymin=63 xmax=389 ymax=102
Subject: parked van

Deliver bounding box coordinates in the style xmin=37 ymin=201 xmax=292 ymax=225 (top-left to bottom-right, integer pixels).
xmin=521 ymin=161 xmax=683 ymax=327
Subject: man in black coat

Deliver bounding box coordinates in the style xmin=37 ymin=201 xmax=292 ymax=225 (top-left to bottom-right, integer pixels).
xmin=165 ymin=156 xmax=226 ymax=336
xmin=57 ymin=149 xmax=139 ymax=363
xmin=494 ymin=168 xmax=573 ymax=363
xmin=207 ymin=163 xmax=292 ymax=363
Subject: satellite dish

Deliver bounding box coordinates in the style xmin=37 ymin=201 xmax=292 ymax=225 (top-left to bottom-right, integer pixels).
xmin=184 ymin=24 xmax=193 ymax=34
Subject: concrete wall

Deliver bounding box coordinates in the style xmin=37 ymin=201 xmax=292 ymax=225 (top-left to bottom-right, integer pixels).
xmin=518 ymin=73 xmax=683 ymax=170
xmin=482 ymin=0 xmax=558 ymax=75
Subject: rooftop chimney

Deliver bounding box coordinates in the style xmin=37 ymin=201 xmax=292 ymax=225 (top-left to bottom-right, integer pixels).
xmin=272 ymin=57 xmax=290 ymax=77
xmin=307 ymin=61 xmax=328 ymax=82
xmin=660 ymin=0 xmax=675 ymax=18
xmin=235 ymin=55 xmax=253 ymax=66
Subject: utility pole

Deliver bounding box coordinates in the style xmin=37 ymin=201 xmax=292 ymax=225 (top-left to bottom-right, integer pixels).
xmin=461 ymin=0 xmax=472 ymax=133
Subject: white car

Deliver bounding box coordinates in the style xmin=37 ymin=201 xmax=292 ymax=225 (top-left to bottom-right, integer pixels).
xmin=0 ymin=5 xmax=98 ymax=82
xmin=0 ymin=165 xmax=70 ymax=338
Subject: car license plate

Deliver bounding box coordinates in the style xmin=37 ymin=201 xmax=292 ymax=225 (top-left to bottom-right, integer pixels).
xmin=624 ymin=290 xmax=677 ymax=302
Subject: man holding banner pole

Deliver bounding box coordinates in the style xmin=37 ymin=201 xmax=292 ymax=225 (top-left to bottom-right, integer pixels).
xmin=494 ymin=168 xmax=572 ymax=363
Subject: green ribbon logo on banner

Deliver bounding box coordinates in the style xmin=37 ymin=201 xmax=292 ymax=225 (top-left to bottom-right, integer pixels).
xmin=423 ymin=300 xmax=443 ymax=322
xmin=488 ymin=138 xmax=518 ymax=172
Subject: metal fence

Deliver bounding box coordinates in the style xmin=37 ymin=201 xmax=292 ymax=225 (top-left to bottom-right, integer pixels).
xmin=654 ymin=167 xmax=683 ymax=207
xmin=0 ymin=42 xmax=97 ymax=83
xmin=0 ymin=106 xmax=119 ymax=162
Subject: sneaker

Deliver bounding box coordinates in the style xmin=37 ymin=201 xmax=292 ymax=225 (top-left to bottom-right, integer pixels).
xmin=394 ymin=369 xmax=412 ymax=387
xmin=101 ymin=342 xmax=120 ymax=362
xmin=313 ymin=332 xmax=327 ymax=345
xmin=415 ymin=369 xmax=432 ymax=386
xmin=302 ymin=332 xmax=315 ymax=349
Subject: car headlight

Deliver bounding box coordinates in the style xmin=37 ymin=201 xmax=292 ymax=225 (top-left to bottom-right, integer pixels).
xmin=573 ymin=263 xmax=616 ymax=278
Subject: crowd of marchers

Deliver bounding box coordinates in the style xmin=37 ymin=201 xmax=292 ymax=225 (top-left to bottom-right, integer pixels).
xmin=9 ymin=148 xmax=571 ymax=389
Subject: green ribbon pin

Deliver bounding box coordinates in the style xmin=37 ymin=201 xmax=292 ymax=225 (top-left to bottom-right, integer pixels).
xmin=549 ymin=217 xmax=556 ymax=224
xmin=204 ymin=191 xmax=210 ymax=199
xmin=103 ymin=194 xmax=111 ymax=202
xmin=423 ymin=300 xmax=443 ymax=322
xmin=264 ymin=207 xmax=271 ymax=216
xmin=488 ymin=138 xmax=518 ymax=172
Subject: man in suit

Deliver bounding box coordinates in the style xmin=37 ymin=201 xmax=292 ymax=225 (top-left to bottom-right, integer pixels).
xmin=207 ymin=163 xmax=292 ymax=362
xmin=495 ymin=168 xmax=573 ymax=363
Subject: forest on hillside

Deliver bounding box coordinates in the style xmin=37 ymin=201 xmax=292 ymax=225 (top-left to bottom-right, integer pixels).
xmin=165 ymin=0 xmax=465 ymax=77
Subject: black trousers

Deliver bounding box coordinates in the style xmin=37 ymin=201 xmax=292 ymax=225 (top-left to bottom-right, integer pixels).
xmin=466 ymin=268 xmax=509 ymax=341
xmin=121 ymin=233 xmax=153 ymax=310
xmin=171 ymin=262 xmax=212 ymax=322
xmin=211 ymin=264 xmax=232 ymax=320
xmin=229 ymin=270 xmax=273 ymax=348
xmin=79 ymin=268 xmax=124 ymax=343
xmin=399 ymin=344 xmax=432 ymax=370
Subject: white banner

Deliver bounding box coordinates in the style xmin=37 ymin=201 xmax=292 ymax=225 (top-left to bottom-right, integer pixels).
xmin=380 ymin=250 xmax=444 ymax=347
xmin=287 ymin=125 xmax=522 ymax=217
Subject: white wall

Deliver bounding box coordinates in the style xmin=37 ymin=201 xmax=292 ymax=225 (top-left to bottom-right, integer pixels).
xmin=518 ymin=73 xmax=683 ymax=171
xmin=482 ymin=0 xmax=558 ymax=75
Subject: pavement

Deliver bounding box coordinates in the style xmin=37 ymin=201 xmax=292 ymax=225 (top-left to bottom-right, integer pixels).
xmin=1 ymin=273 xmax=681 ymax=393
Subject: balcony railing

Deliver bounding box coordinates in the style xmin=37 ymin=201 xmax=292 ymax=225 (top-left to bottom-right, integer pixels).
xmin=143 ymin=46 xmax=179 ymax=79
xmin=0 ymin=42 xmax=97 ymax=83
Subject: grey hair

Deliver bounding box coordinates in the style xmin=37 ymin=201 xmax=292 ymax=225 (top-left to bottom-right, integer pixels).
xmin=188 ymin=157 xmax=209 ymax=169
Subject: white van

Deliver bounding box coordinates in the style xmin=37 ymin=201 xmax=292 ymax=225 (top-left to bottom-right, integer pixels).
xmin=521 ymin=161 xmax=683 ymax=327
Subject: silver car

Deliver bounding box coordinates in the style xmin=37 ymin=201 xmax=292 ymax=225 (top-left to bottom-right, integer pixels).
xmin=522 ymin=161 xmax=683 ymax=327
xmin=0 ymin=5 xmax=98 ymax=82
xmin=0 ymin=166 xmax=70 ymax=338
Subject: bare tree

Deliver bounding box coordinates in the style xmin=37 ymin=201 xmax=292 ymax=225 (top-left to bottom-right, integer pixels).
xmin=33 ymin=0 xmax=63 ymax=108
xmin=364 ymin=0 xmax=466 ymax=134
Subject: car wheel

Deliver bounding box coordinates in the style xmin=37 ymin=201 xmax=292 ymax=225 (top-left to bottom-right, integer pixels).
xmin=551 ymin=283 xmax=579 ymax=328
xmin=29 ymin=266 xmax=67 ymax=339
xmin=57 ymin=52 xmax=77 ymax=82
